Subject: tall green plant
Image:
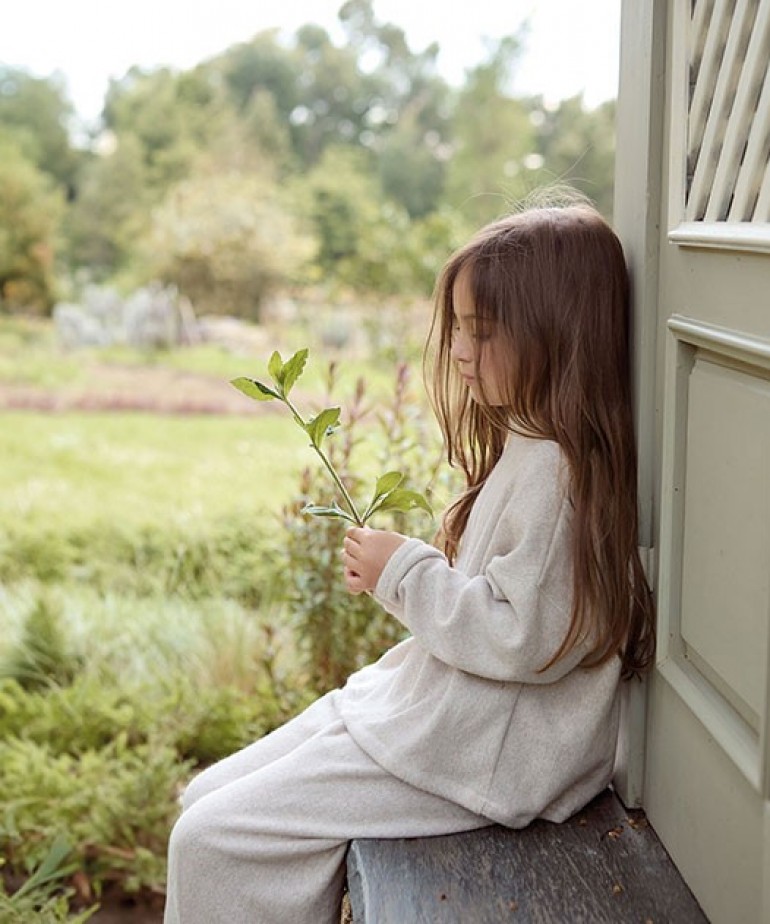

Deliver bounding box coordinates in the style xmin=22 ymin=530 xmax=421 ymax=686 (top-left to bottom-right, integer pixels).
xmin=2 ymin=593 xmax=80 ymax=690
xmin=274 ymin=362 xmax=443 ymax=693
xmin=231 ymin=349 xmax=433 ymax=526
xmin=0 ymin=835 xmax=96 ymax=922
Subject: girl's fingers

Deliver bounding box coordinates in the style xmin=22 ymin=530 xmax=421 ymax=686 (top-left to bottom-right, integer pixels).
xmin=341 ymin=547 xmax=357 ymax=570
xmin=343 ymin=535 xmax=363 ymax=559
xmin=344 ymin=567 xmax=364 ymax=595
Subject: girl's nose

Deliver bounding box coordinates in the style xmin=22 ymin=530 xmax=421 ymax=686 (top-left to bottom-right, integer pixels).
xmin=451 ymin=330 xmax=473 ymax=364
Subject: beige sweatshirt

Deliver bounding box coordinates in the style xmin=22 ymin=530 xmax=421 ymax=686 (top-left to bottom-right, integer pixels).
xmin=339 ymin=432 xmax=621 ymax=829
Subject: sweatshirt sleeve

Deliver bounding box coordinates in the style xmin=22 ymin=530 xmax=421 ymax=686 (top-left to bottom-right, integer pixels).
xmin=373 ymin=447 xmax=585 ymax=684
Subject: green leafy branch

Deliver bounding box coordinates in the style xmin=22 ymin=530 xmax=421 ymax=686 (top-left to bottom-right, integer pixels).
xmin=231 ymin=349 xmax=433 ymax=527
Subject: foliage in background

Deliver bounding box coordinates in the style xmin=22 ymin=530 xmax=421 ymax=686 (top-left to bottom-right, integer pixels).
xmin=63 ymin=134 xmax=150 ymax=280
xmin=0 ymin=581 xmax=304 ymax=914
xmin=0 ymin=138 xmax=64 ymax=313
xmin=0 ymin=0 xmax=616 ymax=315
xmin=146 ymin=169 xmax=315 ymax=320
xmin=279 ymin=361 xmax=449 ymax=692
xmin=0 ymin=311 xmax=451 ymax=912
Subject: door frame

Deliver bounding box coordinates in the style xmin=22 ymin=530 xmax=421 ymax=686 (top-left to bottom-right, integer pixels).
xmin=612 ymin=0 xmax=668 ymax=807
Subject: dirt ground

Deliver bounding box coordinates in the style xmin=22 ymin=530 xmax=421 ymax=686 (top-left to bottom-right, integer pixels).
xmin=83 ymin=889 xmax=353 ymax=921
xmin=0 ymin=362 xmax=270 ymax=416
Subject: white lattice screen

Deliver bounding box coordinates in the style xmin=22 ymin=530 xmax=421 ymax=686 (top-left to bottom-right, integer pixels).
xmin=686 ymin=0 xmax=770 ymax=223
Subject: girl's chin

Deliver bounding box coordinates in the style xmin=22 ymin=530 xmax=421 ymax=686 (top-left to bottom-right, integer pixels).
xmin=467 ymin=384 xmax=505 ymax=406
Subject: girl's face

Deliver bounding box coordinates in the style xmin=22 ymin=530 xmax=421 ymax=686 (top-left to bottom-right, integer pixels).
xmin=450 ymin=266 xmax=505 ymax=406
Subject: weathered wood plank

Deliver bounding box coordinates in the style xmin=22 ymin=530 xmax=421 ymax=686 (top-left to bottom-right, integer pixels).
xmin=347 ymin=788 xmax=708 ymax=923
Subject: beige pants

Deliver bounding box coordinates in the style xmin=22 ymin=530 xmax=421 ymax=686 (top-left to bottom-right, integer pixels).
xmin=164 ymin=690 xmax=488 ymax=924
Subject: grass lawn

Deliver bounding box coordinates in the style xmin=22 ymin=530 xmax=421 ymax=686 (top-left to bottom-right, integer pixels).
xmin=0 ymin=411 xmax=301 ymax=533
xmin=0 ymin=314 xmax=444 ymax=918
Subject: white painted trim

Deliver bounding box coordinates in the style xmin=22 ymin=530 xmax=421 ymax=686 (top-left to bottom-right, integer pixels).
xmin=658 ymin=657 xmax=762 ymax=791
xmin=656 ymin=316 xmax=770 ymax=795
xmin=763 ymin=800 xmax=770 ymax=923
xmin=611 ymin=0 xmax=668 ymax=809
xmin=667 ymin=314 xmax=770 ymax=369
xmin=667 ymin=0 xmax=691 ymax=228
xmin=669 ymin=221 xmax=770 ymax=253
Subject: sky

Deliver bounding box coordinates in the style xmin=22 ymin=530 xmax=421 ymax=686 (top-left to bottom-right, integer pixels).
xmin=1 ymin=0 xmax=621 ymax=126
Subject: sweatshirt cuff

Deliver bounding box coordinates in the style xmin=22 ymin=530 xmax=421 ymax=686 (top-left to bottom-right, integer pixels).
xmin=373 ymin=537 xmax=443 ymax=609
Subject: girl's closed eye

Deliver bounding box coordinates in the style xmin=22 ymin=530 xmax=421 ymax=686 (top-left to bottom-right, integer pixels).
xmin=473 ymin=320 xmax=493 ymax=343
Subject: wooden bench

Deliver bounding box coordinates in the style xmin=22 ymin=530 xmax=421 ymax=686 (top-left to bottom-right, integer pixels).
xmin=346 ymin=788 xmax=708 ymax=923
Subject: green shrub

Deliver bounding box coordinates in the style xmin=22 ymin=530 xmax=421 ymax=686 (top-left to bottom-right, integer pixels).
xmin=0 ymin=735 xmax=188 ymax=895
xmin=0 ymin=834 xmax=97 ymax=921
xmin=0 ymin=516 xmax=280 ymax=607
xmin=1 ymin=592 xmax=81 ymax=690
xmin=0 ymin=676 xmax=155 ymax=754
xmin=280 ymin=362 xmax=451 ymax=694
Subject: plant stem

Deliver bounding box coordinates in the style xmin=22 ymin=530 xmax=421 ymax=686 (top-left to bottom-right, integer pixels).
xmin=283 ymin=395 xmax=364 ymax=526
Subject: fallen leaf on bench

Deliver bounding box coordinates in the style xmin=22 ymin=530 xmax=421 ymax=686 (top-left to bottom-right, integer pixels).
xmin=627 ymin=815 xmax=649 ymax=830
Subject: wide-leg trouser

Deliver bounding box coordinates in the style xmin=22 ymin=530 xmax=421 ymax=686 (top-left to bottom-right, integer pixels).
xmin=164 ymin=690 xmax=489 ymax=924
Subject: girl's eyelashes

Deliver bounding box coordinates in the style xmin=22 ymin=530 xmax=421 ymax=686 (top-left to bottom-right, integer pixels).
xmin=451 ymin=317 xmax=493 ymax=346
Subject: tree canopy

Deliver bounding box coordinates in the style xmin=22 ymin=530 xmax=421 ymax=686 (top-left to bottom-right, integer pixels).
xmin=0 ymin=1 xmax=616 ymax=316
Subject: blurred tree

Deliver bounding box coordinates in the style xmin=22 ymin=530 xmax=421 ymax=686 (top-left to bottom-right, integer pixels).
xmin=103 ymin=65 xmax=232 ymax=193
xmin=298 ymin=145 xmax=383 ymax=282
xmin=296 ymin=144 xmax=463 ymax=296
xmin=338 ymin=0 xmax=452 ymax=218
xmin=444 ymin=35 xmax=536 ymax=227
xmin=220 ymin=28 xmax=301 ymax=118
xmin=0 ymin=5 xmax=617 ymax=305
xmin=405 ymin=207 xmax=472 ymax=294
xmin=530 ymin=95 xmax=617 ymax=218
xmin=145 ymin=168 xmax=315 ymax=319
xmin=239 ymin=88 xmax=294 ymax=168
xmin=63 ymin=134 xmax=150 ymax=279
xmin=0 ymin=66 xmax=81 ymax=196
xmin=0 ymin=139 xmax=64 ymax=313
xmin=288 ymin=23 xmax=376 ymax=167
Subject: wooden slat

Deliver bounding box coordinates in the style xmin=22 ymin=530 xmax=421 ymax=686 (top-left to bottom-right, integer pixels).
xmin=690 ymin=0 xmax=717 ymax=80
xmin=687 ymin=0 xmax=735 ymax=186
xmin=753 ymin=158 xmax=770 ymax=221
xmin=686 ymin=0 xmax=754 ymax=219
xmin=728 ymin=42 xmax=770 ymax=220
xmin=705 ymin=0 xmax=770 ymax=220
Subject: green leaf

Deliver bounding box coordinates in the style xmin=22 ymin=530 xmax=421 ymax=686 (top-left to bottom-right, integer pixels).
xmin=374 ymin=471 xmax=404 ymax=497
xmin=367 ymin=488 xmax=433 ymax=520
xmin=281 ymin=349 xmax=309 ymax=395
xmin=230 ymin=376 xmax=280 ymax=401
xmin=268 ymin=351 xmax=283 ymax=388
xmin=11 ymin=835 xmax=75 ymax=900
xmin=303 ymin=502 xmax=357 ymax=524
xmin=363 ymin=470 xmax=404 ymax=520
xmin=305 ymin=407 xmax=341 ymax=448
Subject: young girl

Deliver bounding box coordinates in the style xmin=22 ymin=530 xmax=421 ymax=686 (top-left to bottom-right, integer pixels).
xmin=164 ymin=200 xmax=655 ymax=924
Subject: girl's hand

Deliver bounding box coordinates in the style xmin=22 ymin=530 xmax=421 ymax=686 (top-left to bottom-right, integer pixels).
xmin=342 ymin=527 xmax=407 ymax=595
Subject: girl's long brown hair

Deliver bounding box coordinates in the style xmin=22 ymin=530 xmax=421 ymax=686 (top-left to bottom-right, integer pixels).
xmin=427 ymin=200 xmax=655 ymax=679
